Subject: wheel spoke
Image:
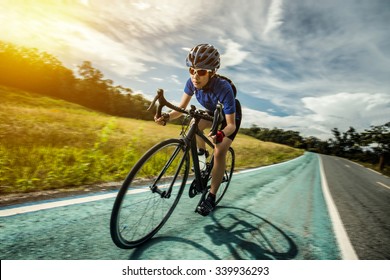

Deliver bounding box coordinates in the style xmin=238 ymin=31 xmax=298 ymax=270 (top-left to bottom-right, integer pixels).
xmin=110 ymin=139 xmax=189 ymax=248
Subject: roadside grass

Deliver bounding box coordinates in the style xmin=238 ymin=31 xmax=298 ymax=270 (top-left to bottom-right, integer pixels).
xmin=0 ymin=86 xmax=303 ymax=194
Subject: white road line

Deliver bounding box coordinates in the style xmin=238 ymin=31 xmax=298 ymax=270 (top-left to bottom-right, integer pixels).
xmin=369 ymin=169 xmax=383 ymax=176
xmin=318 ymin=155 xmax=359 ymax=260
xmin=377 ymin=182 xmax=390 ymax=190
xmin=0 ymin=189 xmax=147 ymax=217
xmin=346 ymin=160 xmax=384 ymax=176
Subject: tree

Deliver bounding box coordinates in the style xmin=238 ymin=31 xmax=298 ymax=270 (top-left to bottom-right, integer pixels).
xmin=362 ymin=122 xmax=390 ymax=171
xmin=329 ymin=128 xmax=345 ymax=156
xmin=0 ymin=41 xmax=76 ymax=97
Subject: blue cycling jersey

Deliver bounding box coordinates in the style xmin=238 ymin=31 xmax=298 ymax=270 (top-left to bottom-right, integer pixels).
xmin=184 ymin=76 xmax=236 ymax=115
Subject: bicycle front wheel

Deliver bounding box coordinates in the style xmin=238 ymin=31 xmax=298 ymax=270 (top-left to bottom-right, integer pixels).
xmin=215 ymin=147 xmax=235 ymax=205
xmin=110 ymin=138 xmax=189 ymax=249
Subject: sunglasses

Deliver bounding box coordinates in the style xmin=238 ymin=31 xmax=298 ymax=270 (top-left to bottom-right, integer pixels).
xmin=189 ymin=67 xmax=212 ymax=76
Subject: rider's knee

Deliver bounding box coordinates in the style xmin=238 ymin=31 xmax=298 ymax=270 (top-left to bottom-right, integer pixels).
xmin=214 ymin=146 xmax=229 ymax=159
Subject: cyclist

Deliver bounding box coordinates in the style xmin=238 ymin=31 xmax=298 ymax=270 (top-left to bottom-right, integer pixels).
xmin=155 ymin=43 xmax=242 ymax=216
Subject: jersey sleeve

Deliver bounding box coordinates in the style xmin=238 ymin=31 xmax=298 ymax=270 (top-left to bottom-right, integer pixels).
xmin=220 ymin=81 xmax=236 ymax=115
xmin=184 ymin=78 xmax=195 ymax=96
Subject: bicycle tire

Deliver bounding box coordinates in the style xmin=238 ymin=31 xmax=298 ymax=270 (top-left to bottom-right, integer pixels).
xmin=110 ymin=138 xmax=189 ymax=249
xmin=215 ymin=147 xmax=235 ymax=205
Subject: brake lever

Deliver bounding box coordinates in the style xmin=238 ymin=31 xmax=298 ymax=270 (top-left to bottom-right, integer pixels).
xmin=210 ymin=102 xmax=224 ymax=135
xmin=147 ymin=89 xmax=165 ymax=118
xmin=147 ymin=96 xmax=158 ymax=111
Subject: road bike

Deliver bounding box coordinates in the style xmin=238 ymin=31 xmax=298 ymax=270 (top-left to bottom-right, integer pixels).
xmin=110 ymin=89 xmax=235 ymax=249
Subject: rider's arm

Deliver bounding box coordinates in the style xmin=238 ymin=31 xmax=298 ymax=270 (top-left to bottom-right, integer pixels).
xmin=154 ymin=93 xmax=192 ymax=125
xmin=208 ymin=113 xmax=236 ymax=144
xmin=169 ymin=93 xmax=192 ymax=120
xmin=221 ymin=113 xmax=236 ymax=137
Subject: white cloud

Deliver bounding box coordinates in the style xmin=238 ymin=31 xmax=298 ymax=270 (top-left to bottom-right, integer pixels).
xmin=170 ymin=75 xmax=181 ymax=85
xmin=241 ymin=106 xmax=318 ymax=136
xmin=263 ymin=0 xmax=284 ymax=39
xmin=242 ymin=92 xmax=390 ymax=140
xmin=302 ymin=92 xmax=390 ymax=128
xmin=219 ymin=38 xmax=250 ymax=68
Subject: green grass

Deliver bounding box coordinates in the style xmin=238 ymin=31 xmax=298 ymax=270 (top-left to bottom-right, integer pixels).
xmin=0 ymin=86 xmax=303 ymax=194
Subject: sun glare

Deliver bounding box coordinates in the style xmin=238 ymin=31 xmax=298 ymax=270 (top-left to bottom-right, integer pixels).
xmin=79 ymin=0 xmax=89 ymax=6
xmin=0 ymin=1 xmax=90 ymax=55
xmin=132 ymin=2 xmax=151 ymax=10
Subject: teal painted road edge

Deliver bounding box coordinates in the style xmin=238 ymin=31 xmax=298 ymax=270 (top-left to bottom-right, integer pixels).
xmin=0 ymin=154 xmax=308 ymax=217
xmin=237 ymin=152 xmax=307 ymax=174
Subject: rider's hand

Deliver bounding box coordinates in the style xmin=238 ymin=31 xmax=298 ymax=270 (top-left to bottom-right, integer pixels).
xmin=154 ymin=115 xmax=165 ymax=126
xmin=208 ymin=130 xmax=225 ymax=144
xmin=154 ymin=113 xmax=170 ymax=126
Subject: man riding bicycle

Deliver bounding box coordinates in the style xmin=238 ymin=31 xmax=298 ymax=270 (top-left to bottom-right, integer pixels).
xmin=155 ymin=43 xmax=242 ymax=216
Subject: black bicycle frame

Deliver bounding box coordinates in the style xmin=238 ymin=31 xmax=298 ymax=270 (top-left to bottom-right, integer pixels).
xmin=147 ymin=89 xmax=221 ymax=198
xmin=184 ymin=117 xmax=216 ymax=193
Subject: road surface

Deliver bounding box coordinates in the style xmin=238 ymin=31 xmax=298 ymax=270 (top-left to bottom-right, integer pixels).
xmin=1 ymin=153 xmax=389 ymax=259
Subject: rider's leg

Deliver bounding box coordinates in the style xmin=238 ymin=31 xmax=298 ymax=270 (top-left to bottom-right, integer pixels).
xmin=197 ymin=126 xmax=233 ymax=216
xmin=209 ymin=137 xmax=232 ymax=196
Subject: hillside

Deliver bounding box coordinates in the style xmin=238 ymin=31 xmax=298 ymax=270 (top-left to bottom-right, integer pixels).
xmin=0 ymin=86 xmax=303 ymax=195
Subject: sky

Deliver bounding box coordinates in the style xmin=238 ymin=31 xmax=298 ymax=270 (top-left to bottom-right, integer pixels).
xmin=1 ymin=0 xmax=389 ymax=140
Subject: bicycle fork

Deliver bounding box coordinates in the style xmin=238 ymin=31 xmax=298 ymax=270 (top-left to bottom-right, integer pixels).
xmin=150 ymin=142 xmax=188 ymax=199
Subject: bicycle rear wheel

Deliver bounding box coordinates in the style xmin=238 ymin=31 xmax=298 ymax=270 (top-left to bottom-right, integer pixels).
xmin=110 ymin=138 xmax=189 ymax=249
xmin=215 ymin=147 xmax=235 ymax=205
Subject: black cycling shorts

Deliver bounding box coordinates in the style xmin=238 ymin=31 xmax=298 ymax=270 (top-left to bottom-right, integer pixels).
xmin=221 ymin=99 xmax=242 ymax=141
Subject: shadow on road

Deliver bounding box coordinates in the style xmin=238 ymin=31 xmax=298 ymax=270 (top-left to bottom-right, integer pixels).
xmin=129 ymin=236 xmax=222 ymax=260
xmin=128 ymin=206 xmax=298 ymax=260
xmin=206 ymin=206 xmax=298 ymax=259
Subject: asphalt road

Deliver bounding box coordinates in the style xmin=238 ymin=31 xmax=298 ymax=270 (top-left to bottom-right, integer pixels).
xmin=0 ymin=153 xmax=389 ymax=260
xmin=320 ymin=155 xmax=390 ymax=259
